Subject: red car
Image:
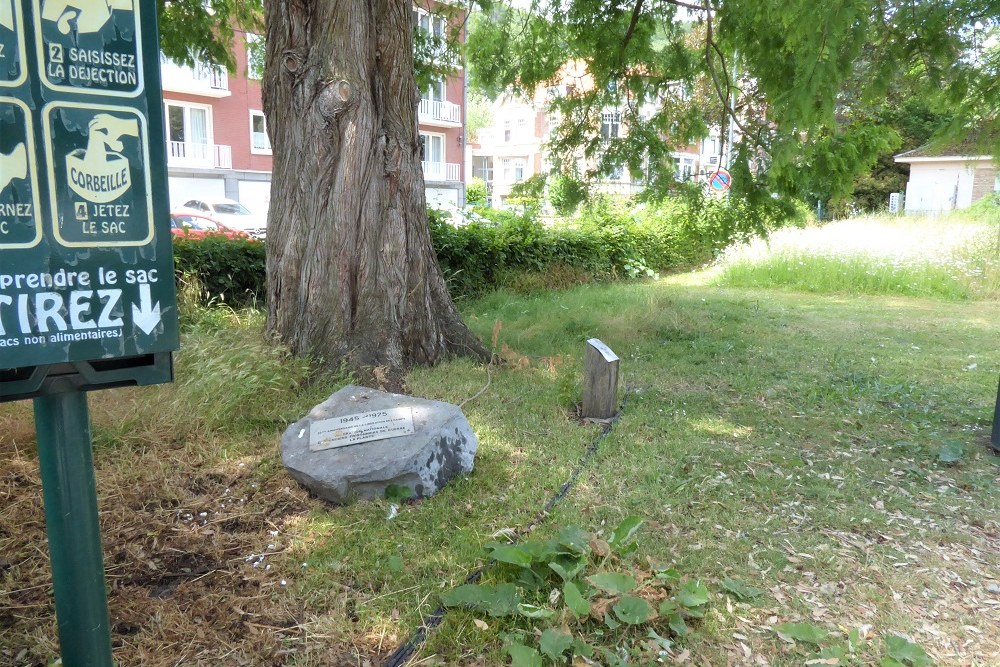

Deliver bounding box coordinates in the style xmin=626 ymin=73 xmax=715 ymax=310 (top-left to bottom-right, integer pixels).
xmin=170 ymin=213 xmax=250 ymax=240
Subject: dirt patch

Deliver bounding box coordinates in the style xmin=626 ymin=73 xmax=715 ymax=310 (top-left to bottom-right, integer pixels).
xmin=0 ymin=405 xmax=386 ymax=667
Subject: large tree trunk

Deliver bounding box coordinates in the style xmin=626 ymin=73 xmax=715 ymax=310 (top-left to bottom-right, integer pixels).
xmin=261 ymin=0 xmax=487 ymax=378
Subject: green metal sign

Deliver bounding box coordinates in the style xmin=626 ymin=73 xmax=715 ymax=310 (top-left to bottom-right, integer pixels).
xmin=1 ymin=2 xmax=178 ymax=664
xmin=0 ymin=0 xmax=177 ymax=397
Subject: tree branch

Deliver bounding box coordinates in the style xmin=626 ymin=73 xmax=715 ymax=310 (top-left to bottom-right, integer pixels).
xmin=621 ymin=0 xmax=646 ymax=58
xmin=702 ymin=0 xmax=756 ymax=151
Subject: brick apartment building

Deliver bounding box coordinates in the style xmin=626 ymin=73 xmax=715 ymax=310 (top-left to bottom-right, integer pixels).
xmin=161 ymin=14 xmax=467 ymax=220
xmin=160 ymin=33 xmax=272 ymax=216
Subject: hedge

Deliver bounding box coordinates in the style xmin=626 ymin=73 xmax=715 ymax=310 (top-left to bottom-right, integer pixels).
xmin=173 ymin=194 xmax=788 ymax=305
xmin=172 ymin=234 xmax=266 ymax=307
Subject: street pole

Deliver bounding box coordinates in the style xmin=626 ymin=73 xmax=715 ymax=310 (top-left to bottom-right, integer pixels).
xmin=34 ymin=389 xmax=114 ymax=667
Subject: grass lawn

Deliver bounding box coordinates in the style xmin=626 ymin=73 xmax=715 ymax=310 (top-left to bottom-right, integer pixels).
xmin=1 ymin=215 xmax=998 ymax=666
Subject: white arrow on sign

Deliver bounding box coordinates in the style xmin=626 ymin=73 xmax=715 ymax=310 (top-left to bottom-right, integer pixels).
xmin=131 ymin=283 xmax=161 ymax=334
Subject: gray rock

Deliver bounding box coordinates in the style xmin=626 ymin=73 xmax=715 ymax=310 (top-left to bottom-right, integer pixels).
xmin=280 ymin=384 xmax=477 ymax=504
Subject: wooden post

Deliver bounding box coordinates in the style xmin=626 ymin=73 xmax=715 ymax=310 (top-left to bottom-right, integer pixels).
xmin=582 ymin=339 xmax=619 ymax=419
xmin=991 ymin=375 xmax=1000 ymax=453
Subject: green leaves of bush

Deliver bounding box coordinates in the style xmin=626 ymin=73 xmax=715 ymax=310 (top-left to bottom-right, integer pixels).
xmin=174 ymin=197 xmax=769 ymax=311
xmin=430 ymin=193 xmax=766 ymax=299
xmin=440 ymin=517 xmax=717 ymax=664
xmin=173 ymin=235 xmax=265 ymax=308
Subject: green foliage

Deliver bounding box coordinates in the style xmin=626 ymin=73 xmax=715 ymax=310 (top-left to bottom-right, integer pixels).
xmin=548 ymin=174 xmax=589 ymax=216
xmin=431 ymin=193 xmax=788 ymax=299
xmin=883 ymin=635 xmax=933 ymax=667
xmin=717 ymin=252 xmax=972 ymax=300
xmin=439 ymin=517 xmax=714 ymax=664
xmin=175 ymin=196 xmax=793 ymax=311
xmin=467 ymin=0 xmax=999 ymax=216
xmin=172 ymin=235 xmax=266 ymax=307
xmin=586 ymin=572 xmax=637 ymax=595
xmin=466 ymin=91 xmax=494 ymax=144
xmin=720 ymin=578 xmax=764 ymax=601
xmin=159 ymin=0 xmax=262 ymax=72
xmin=440 ymin=583 xmax=520 ymax=617
xmin=775 ymin=622 xmax=828 ymax=645
xmin=508 ymin=174 xmax=547 ymax=208
xmin=505 ymin=642 xmax=542 ymax=667
xmin=937 ymin=441 xmax=965 ymax=464
xmin=467 ymin=177 xmax=489 ymax=206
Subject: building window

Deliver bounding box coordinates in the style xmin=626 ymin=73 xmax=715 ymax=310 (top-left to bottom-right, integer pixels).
xmin=165 ymin=102 xmax=210 ymax=148
xmin=516 ymin=117 xmax=527 ymax=138
xmin=601 ymin=112 xmax=621 ymax=140
xmin=504 ymin=120 xmax=511 ymax=142
xmin=413 ymin=9 xmax=446 ymax=37
xmin=164 ymin=102 xmax=214 ymax=165
xmin=250 ymin=110 xmax=271 ymax=154
xmin=247 ymin=34 xmax=265 ymax=80
xmin=423 ymin=78 xmax=446 ymax=103
xmin=502 ymin=158 xmax=525 ymax=183
xmin=473 ymin=156 xmax=493 ymax=182
xmin=680 ymin=158 xmax=694 ymax=179
xmin=419 ymin=132 xmax=445 ymax=164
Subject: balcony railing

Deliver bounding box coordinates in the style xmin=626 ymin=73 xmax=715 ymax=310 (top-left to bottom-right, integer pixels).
xmin=418 ymin=99 xmax=462 ymax=124
xmin=422 ymin=161 xmax=461 ymax=182
xmin=167 ymin=141 xmax=233 ymax=169
xmin=160 ymin=58 xmax=230 ymax=97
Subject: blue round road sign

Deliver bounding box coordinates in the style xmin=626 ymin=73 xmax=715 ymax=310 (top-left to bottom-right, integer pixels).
xmin=708 ymin=168 xmax=732 ymax=192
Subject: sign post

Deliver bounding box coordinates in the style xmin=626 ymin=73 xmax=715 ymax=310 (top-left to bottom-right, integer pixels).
xmin=1 ymin=0 xmax=178 ymax=663
xmin=35 ymin=389 xmax=113 ymax=665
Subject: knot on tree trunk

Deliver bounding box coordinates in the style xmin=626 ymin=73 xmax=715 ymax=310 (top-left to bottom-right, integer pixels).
xmin=281 ymin=49 xmax=306 ymax=74
xmin=318 ymin=80 xmax=355 ymax=120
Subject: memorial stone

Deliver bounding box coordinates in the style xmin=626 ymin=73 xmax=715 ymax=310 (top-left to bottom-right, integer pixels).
xmin=281 ymin=385 xmax=478 ymax=504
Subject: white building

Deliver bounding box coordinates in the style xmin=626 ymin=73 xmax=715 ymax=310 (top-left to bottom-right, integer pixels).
xmin=895 ymin=143 xmax=996 ymax=213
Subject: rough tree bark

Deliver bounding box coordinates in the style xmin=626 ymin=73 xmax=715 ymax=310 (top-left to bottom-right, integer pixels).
xmin=261 ymin=0 xmax=488 ymax=379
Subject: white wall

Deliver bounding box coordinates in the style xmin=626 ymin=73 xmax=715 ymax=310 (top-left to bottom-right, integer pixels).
xmin=904 ymin=161 xmax=977 ymax=213
xmin=238 ymin=180 xmax=271 ymax=218
xmin=168 ymin=176 xmax=226 ymax=210
xmin=426 ymin=187 xmax=460 ymax=208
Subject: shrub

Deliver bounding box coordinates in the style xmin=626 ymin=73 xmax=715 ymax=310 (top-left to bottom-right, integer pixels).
xmin=174 ymin=193 xmax=797 ymax=307
xmin=429 ymin=191 xmax=782 ymax=299
xmin=172 ymin=235 xmax=266 ymax=307
xmin=549 ymin=174 xmax=589 ymax=215
xmin=466 ymin=177 xmax=488 ymax=205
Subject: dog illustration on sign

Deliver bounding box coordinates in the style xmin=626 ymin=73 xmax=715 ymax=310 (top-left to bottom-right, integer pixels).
xmin=41 ymin=0 xmax=133 ymax=35
xmin=0 ymin=143 xmax=27 ymax=192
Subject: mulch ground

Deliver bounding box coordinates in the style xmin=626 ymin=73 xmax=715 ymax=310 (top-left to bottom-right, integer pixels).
xmin=0 ymin=400 xmax=383 ymax=667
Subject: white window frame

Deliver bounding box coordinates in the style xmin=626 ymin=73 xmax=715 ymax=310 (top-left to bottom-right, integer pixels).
xmin=422 ymin=77 xmax=446 ymax=103
xmin=413 ymin=7 xmax=446 ymax=37
xmin=419 ymin=131 xmax=446 ymax=165
xmin=165 ymin=101 xmax=214 ymax=147
xmin=249 ymin=110 xmax=271 ymax=155
xmin=601 ymin=111 xmax=621 ymax=140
